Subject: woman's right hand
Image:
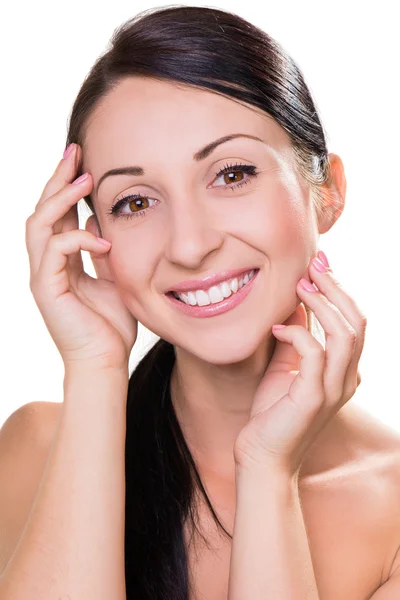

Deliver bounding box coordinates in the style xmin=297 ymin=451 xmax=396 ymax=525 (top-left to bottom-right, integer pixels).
xmin=26 ymin=143 xmax=138 ymax=372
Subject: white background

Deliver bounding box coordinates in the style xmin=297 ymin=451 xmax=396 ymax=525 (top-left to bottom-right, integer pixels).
xmin=1 ymin=1 xmax=399 ymax=430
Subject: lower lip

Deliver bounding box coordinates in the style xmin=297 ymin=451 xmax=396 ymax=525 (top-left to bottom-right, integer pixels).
xmin=165 ymin=270 xmax=259 ymax=318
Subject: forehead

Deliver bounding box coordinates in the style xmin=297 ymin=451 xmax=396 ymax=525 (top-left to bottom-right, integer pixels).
xmin=82 ymin=77 xmax=292 ymax=175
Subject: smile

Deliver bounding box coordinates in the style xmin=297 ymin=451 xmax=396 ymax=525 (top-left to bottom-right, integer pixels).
xmin=172 ymin=268 xmax=256 ymax=306
xmin=165 ymin=268 xmax=259 ymax=318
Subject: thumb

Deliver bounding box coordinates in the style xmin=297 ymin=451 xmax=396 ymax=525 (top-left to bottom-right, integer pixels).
xmin=268 ymin=303 xmax=307 ymax=372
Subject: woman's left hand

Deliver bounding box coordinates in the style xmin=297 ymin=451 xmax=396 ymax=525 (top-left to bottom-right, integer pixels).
xmin=233 ymin=251 xmax=367 ymax=478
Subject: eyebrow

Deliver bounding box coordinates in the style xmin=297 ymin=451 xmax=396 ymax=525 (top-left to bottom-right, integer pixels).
xmin=94 ymin=133 xmax=266 ymax=196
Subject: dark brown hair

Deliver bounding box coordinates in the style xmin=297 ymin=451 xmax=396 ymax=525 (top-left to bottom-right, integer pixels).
xmin=65 ymin=5 xmax=331 ymax=598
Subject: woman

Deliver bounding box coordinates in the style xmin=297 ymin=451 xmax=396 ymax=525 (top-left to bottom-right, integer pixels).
xmin=3 ymin=5 xmax=400 ymax=600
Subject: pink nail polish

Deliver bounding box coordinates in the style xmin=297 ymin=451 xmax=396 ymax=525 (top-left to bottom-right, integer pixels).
xmin=72 ymin=173 xmax=89 ymax=185
xmin=300 ymin=278 xmax=317 ymax=292
xmin=63 ymin=144 xmax=74 ymax=160
xmin=312 ymin=258 xmax=328 ymax=273
xmin=96 ymin=237 xmax=112 ymax=246
xmin=317 ymin=250 xmax=329 ymax=269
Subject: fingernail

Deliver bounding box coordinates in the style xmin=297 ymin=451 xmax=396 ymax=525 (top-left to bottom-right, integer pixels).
xmin=312 ymin=258 xmax=328 ymax=273
xmin=272 ymin=324 xmax=286 ymax=330
xmin=72 ymin=173 xmax=89 ymax=185
xmin=63 ymin=144 xmax=75 ymax=160
xmin=96 ymin=237 xmax=112 ymax=246
xmin=299 ymin=278 xmax=317 ymax=292
xmin=317 ymin=250 xmax=329 ymax=269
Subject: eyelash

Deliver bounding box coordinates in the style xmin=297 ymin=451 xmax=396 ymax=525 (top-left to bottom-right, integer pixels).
xmin=106 ymin=162 xmax=259 ymax=221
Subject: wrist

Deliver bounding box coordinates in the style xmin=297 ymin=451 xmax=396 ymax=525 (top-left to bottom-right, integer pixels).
xmin=235 ymin=459 xmax=299 ymax=490
xmin=63 ymin=362 xmax=129 ymax=407
xmin=63 ymin=360 xmax=129 ymax=379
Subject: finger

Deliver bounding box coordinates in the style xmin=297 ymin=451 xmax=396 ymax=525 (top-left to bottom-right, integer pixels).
xmin=296 ymin=262 xmax=358 ymax=405
xmin=309 ymin=256 xmax=367 ymax=398
xmin=34 ymin=143 xmax=81 ymax=210
xmin=37 ymin=145 xmax=84 ymax=240
xmin=26 ymin=173 xmax=93 ymax=279
xmin=272 ymin=324 xmax=325 ymax=412
xmin=31 ymin=230 xmax=112 ymax=302
xmin=56 ymin=145 xmax=85 ymax=236
xmin=268 ymin=303 xmax=307 ymax=372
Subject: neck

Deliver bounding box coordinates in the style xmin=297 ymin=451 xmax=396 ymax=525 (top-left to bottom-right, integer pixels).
xmin=169 ymin=312 xmax=357 ymax=484
xmin=170 ymin=333 xmax=277 ymax=480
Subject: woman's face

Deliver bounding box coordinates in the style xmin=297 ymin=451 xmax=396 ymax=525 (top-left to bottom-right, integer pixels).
xmin=82 ymin=76 xmax=320 ymax=364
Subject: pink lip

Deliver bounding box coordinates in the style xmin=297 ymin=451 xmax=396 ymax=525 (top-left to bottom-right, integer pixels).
xmin=165 ymin=269 xmax=259 ymax=318
xmin=167 ymin=266 xmax=258 ymax=294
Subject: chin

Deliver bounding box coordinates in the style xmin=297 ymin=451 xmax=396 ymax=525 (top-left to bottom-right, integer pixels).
xmin=158 ymin=319 xmax=274 ymax=366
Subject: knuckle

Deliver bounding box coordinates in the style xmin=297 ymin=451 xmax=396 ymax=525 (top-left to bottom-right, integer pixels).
xmin=29 ymin=277 xmax=40 ymax=296
xmin=338 ymin=325 xmax=356 ymax=345
xmin=342 ymin=328 xmax=357 ymax=351
xmin=47 ymin=232 xmax=60 ymax=247
xmin=329 ymin=273 xmax=341 ymax=287
xmin=310 ymin=341 xmax=325 ymax=359
xmin=348 ymin=327 xmax=357 ymax=344
xmin=25 ymin=213 xmax=36 ymax=229
xmin=47 ymin=231 xmax=67 ymax=250
xmin=344 ymin=382 xmax=358 ymax=400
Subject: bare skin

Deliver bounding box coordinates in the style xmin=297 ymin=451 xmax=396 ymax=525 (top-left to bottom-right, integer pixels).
xmin=33 ymin=395 xmax=400 ymax=600
xmin=27 ymin=77 xmax=398 ymax=597
xmin=181 ymin=398 xmax=400 ymax=600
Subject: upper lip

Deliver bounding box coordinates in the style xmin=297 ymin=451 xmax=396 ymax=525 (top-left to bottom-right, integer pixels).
xmin=167 ymin=267 xmax=258 ymax=294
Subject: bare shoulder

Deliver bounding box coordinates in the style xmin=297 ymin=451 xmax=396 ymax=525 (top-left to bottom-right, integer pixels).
xmin=328 ymin=401 xmax=400 ymax=502
xmin=326 ymin=403 xmax=400 ymax=585
xmin=0 ymin=400 xmax=62 ymax=447
xmin=362 ymin=408 xmax=400 ymax=583
xmin=0 ymin=401 xmax=62 ymax=575
xmin=361 ymin=416 xmax=400 ymax=587
xmin=295 ymin=403 xmax=400 ymax=595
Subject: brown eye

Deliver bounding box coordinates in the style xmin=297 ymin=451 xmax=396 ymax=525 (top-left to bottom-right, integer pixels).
xmin=222 ymin=171 xmax=245 ymax=185
xmin=107 ymin=192 xmax=158 ymax=220
xmin=213 ymin=162 xmax=258 ymax=188
xmin=107 ymin=162 xmax=259 ymax=222
xmin=128 ymin=197 xmax=150 ymax=212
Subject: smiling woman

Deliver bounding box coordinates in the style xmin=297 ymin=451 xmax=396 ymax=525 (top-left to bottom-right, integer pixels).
xmin=5 ymin=4 xmax=400 ymax=600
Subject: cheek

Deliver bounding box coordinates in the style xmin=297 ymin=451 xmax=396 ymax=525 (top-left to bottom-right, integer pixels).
xmin=238 ymin=181 xmax=312 ymax=258
xmin=106 ymin=236 xmax=156 ymax=297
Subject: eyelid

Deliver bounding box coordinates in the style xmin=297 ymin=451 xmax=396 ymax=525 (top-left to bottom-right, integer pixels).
xmin=113 ymin=162 xmax=257 ymax=201
xmin=112 ymin=158 xmax=253 ymax=197
xmin=107 ymin=160 xmax=259 ymax=220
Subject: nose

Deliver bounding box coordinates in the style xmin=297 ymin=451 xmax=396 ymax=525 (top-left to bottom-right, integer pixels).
xmin=163 ymin=194 xmax=224 ymax=269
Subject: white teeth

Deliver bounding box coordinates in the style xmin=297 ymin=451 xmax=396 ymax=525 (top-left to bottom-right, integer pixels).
xmin=195 ymin=290 xmax=211 ymax=306
xmin=173 ymin=269 xmax=256 ymax=306
xmin=220 ymin=281 xmax=232 ymax=298
xmin=208 ymin=285 xmax=224 ymax=304
xmin=230 ymin=278 xmax=239 ymax=293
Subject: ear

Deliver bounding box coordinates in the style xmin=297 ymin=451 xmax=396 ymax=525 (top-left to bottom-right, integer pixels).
xmin=316 ymin=153 xmax=347 ymax=234
xmin=85 ymin=215 xmax=115 ymax=282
